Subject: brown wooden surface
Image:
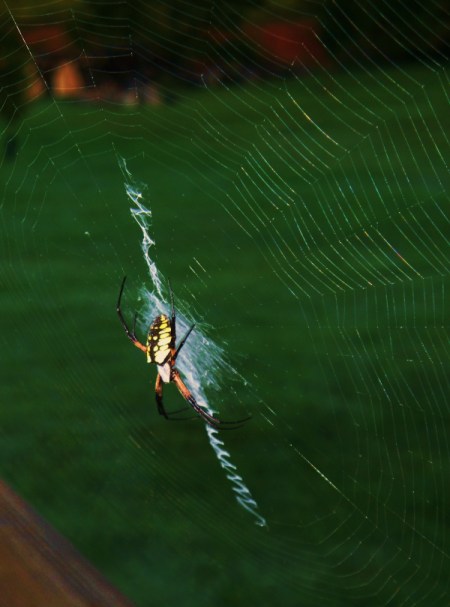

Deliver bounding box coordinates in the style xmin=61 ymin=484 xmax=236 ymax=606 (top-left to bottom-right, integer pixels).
xmin=0 ymin=479 xmax=135 ymax=607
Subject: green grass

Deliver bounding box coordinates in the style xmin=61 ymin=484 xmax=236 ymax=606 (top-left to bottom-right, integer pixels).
xmin=1 ymin=62 xmax=449 ymax=607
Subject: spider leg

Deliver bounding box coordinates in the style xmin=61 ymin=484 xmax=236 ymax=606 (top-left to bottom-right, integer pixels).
xmin=155 ymin=373 xmax=194 ymax=421
xmin=172 ymin=370 xmax=250 ymax=429
xmin=155 ymin=373 xmax=168 ymax=418
xmin=117 ymin=276 xmax=146 ymax=353
xmin=166 ymin=279 xmax=194 ymax=360
xmin=168 ymin=279 xmax=176 ymax=345
xmin=174 ymin=324 xmax=195 ymax=360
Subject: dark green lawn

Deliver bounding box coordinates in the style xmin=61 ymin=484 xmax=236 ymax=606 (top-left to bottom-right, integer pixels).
xmin=1 ymin=62 xmax=448 ymax=606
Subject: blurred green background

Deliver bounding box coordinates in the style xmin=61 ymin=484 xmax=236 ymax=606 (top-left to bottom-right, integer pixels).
xmin=1 ymin=2 xmax=449 ymax=606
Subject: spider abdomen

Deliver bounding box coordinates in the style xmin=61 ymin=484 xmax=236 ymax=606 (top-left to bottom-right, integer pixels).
xmin=146 ymin=314 xmax=173 ymax=364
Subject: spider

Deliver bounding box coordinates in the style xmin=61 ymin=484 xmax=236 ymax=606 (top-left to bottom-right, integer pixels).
xmin=117 ymin=277 xmax=249 ymax=429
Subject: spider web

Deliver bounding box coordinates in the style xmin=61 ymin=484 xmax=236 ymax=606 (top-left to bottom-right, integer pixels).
xmin=120 ymin=156 xmax=267 ymax=527
xmin=0 ymin=1 xmax=449 ymax=606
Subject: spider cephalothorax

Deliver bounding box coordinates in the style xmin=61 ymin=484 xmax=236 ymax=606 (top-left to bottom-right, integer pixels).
xmin=117 ymin=277 xmax=249 ymax=429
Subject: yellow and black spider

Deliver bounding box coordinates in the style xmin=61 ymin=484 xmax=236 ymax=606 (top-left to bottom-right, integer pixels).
xmin=117 ymin=277 xmax=249 ymax=429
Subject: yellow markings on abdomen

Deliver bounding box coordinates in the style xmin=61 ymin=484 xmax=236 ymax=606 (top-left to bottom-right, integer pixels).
xmin=146 ymin=314 xmax=173 ymax=364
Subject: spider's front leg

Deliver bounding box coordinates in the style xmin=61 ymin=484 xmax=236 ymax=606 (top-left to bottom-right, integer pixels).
xmin=171 ymin=369 xmax=251 ymax=429
xmin=155 ymin=370 xmax=190 ymax=420
xmin=155 ymin=373 xmax=168 ymax=418
xmin=171 ymin=370 xmax=218 ymax=427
